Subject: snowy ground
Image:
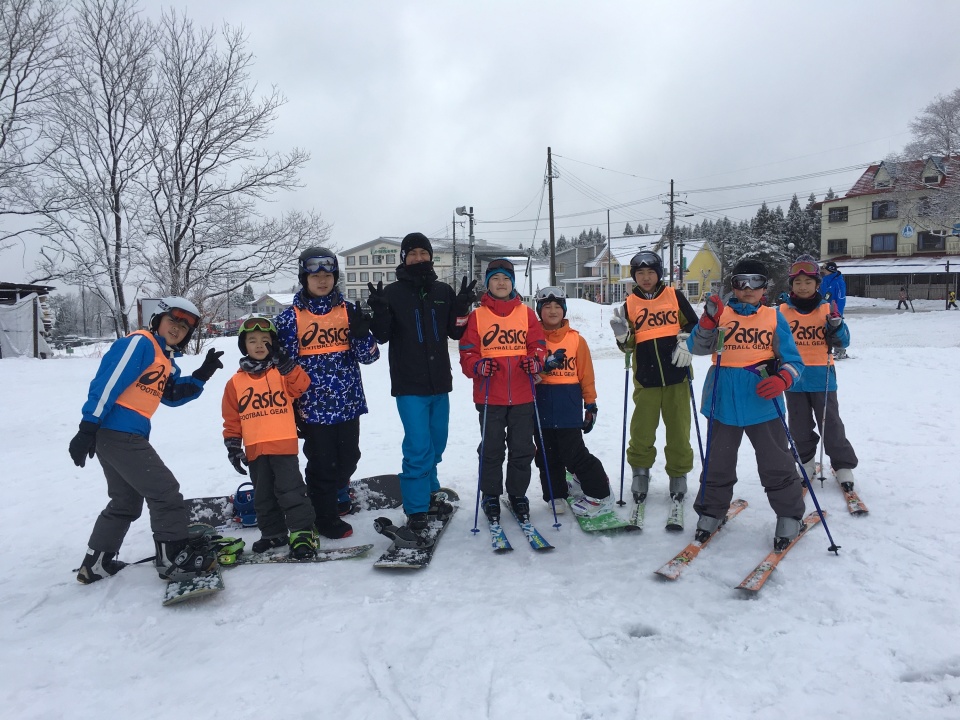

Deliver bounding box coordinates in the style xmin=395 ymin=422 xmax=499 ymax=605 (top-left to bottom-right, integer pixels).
xmin=2 ymin=296 xmax=959 ymax=720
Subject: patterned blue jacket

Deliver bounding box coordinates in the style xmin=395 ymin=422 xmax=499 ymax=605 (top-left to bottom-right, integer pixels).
xmin=275 ymin=289 xmax=379 ymax=425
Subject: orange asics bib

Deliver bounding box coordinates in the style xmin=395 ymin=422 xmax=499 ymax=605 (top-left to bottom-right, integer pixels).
xmin=539 ymin=329 xmax=580 ymax=385
xmin=476 ymin=305 xmax=529 ymax=358
xmin=229 ymin=369 xmax=298 ymax=446
xmin=625 ymin=287 xmax=682 ymax=342
xmin=780 ymin=305 xmax=833 ymax=368
xmin=294 ymin=305 xmax=350 ymax=355
xmin=714 ymin=305 xmax=777 ymax=367
xmin=115 ymin=330 xmax=171 ymax=419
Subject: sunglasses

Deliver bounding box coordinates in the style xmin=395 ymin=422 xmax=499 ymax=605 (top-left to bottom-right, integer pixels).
xmin=167 ymin=307 xmax=199 ymax=329
xmin=536 ymin=286 xmax=565 ymax=302
xmin=731 ymin=274 xmax=768 ymax=290
xmin=239 ymin=317 xmax=276 ymax=333
xmin=300 ymin=256 xmax=338 ymax=274
xmin=789 ymin=260 xmax=820 ymax=277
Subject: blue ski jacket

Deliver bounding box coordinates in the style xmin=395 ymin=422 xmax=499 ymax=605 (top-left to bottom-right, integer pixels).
xmin=820 ymin=271 xmax=847 ymax=315
xmin=79 ymin=332 xmax=205 ymax=438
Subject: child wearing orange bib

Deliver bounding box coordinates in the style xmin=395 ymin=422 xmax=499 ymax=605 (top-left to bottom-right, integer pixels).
xmin=781 ymin=255 xmax=858 ymax=490
xmin=222 ymin=317 xmax=317 ymax=559
xmin=459 ymin=258 xmax=546 ymax=525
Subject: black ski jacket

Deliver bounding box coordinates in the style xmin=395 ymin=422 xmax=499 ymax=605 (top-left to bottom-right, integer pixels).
xmin=369 ymin=264 xmax=467 ymax=397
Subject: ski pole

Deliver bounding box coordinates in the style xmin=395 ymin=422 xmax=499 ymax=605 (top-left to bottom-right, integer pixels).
xmin=471 ymin=375 xmax=491 ymax=534
xmin=686 ymin=366 xmax=705 ymax=466
xmin=530 ymin=374 xmax=561 ymax=529
xmin=616 ymin=350 xmax=632 ymax=506
xmin=696 ymin=328 xmax=724 ymax=508
xmin=773 ymin=400 xmax=841 ymax=554
xmin=816 ymin=346 xmax=833 ymax=487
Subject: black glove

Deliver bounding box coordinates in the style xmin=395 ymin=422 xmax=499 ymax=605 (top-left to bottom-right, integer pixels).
xmin=366 ymin=281 xmax=388 ymax=315
xmin=583 ymin=404 xmax=598 ymax=434
xmin=543 ymin=347 xmax=567 ymax=371
xmin=192 ymin=348 xmax=224 ymax=382
xmin=69 ymin=421 xmax=99 ymax=468
xmin=347 ymin=302 xmax=373 ymax=337
xmin=266 ymin=342 xmax=297 ymax=375
xmin=224 ymin=437 xmax=248 ymax=476
xmin=454 ymin=276 xmax=478 ymax=316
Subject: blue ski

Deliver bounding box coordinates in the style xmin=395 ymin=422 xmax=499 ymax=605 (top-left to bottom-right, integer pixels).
xmin=501 ymin=498 xmax=555 ymax=551
xmin=489 ymin=521 xmax=513 ymax=552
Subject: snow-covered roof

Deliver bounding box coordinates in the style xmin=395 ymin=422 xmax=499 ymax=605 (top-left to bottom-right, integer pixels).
xmin=830 ymin=256 xmax=955 ymax=276
xmin=251 ymin=293 xmax=295 ymax=306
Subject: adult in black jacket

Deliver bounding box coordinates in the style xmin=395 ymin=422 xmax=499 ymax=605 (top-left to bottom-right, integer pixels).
xmin=367 ymin=232 xmax=476 ymax=536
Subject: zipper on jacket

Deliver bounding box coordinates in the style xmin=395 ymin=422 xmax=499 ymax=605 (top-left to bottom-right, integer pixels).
xmin=431 ymin=308 xmax=440 ymax=341
xmin=414 ymin=309 xmax=424 ymax=343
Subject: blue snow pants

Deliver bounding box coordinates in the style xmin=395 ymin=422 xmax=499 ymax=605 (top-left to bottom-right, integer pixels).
xmin=396 ymin=394 xmax=449 ymax=514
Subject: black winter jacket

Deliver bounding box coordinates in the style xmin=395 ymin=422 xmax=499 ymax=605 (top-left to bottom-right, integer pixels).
xmin=369 ymin=264 xmax=468 ymax=397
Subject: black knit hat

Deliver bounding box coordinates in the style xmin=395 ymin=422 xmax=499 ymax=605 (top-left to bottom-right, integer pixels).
xmin=400 ymin=232 xmax=433 ymax=264
xmin=298 ymin=246 xmax=339 ymax=288
xmin=732 ymin=259 xmax=767 ymax=277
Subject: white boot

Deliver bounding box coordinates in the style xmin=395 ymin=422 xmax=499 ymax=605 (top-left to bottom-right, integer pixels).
xmin=570 ymin=494 xmax=615 ymax=518
xmin=549 ymin=498 xmax=565 ymax=515
xmin=835 ymin=468 xmax=855 ymax=490
xmin=800 ymin=458 xmax=817 ymax=483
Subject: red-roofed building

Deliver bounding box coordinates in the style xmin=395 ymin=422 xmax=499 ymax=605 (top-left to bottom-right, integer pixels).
xmin=820 ymin=156 xmax=959 ymax=300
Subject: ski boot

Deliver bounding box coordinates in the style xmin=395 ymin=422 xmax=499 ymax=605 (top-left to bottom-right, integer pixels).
xmin=76 ymin=548 xmax=127 ymax=584
xmin=316 ymin=517 xmax=353 ymax=540
xmin=694 ymin=514 xmax=721 ymax=544
xmin=835 ymin=468 xmax=855 ymax=492
xmin=481 ymin=495 xmax=501 ymax=524
xmin=289 ymin=529 xmax=318 ymax=560
xmin=570 ymin=493 xmax=614 ymax=518
xmin=508 ymin=495 xmax=531 ymax=523
xmin=773 ymin=516 xmax=802 ymax=553
xmin=631 ymin=467 xmax=650 ymax=504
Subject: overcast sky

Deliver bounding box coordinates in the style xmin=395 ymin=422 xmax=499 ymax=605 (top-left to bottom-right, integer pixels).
xmin=3 ymin=0 xmax=958 ymax=291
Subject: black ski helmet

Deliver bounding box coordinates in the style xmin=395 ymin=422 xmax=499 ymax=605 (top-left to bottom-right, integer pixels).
xmin=629 ymin=250 xmax=663 ymax=282
xmin=298 ymin=246 xmax=339 ymax=288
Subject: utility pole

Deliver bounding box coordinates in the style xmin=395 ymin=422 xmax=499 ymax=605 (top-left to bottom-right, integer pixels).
xmin=547 ymin=146 xmax=557 ymax=286
xmin=452 ymin=215 xmax=457 ymax=280
xmin=668 ymin=179 xmax=675 ymax=286
xmin=606 ymin=209 xmax=612 ymax=304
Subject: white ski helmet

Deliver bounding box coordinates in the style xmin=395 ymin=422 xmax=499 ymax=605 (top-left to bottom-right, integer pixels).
xmin=150 ymin=296 xmax=201 ymax=350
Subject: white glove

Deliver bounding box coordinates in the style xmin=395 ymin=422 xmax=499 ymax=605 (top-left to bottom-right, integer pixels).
xmin=609 ymin=306 xmax=630 ymax=343
xmin=671 ymin=333 xmax=692 ymax=367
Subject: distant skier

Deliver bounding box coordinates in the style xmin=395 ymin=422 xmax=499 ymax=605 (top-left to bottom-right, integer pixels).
xmin=71 ymin=297 xmax=224 ymax=584
xmin=820 ymin=261 xmax=847 ymax=315
xmin=949 ymin=290 xmax=958 ymax=310
xmin=897 ymin=287 xmax=909 ymax=311
xmin=688 ymin=260 xmax=806 ymax=552
xmin=780 ymin=255 xmax=859 ymax=492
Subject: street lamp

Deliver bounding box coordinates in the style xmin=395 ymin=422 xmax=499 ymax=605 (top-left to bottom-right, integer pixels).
xmin=456 ymin=206 xmax=475 ymax=282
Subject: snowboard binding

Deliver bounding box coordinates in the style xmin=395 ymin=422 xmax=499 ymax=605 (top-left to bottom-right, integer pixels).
xmin=232 ymin=481 xmax=257 ymax=527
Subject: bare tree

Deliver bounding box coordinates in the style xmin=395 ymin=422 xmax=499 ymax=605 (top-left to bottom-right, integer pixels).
xmin=905 ymin=88 xmax=960 ymax=158
xmin=33 ymin=0 xmax=157 ymax=336
xmin=141 ymin=11 xmax=321 ymax=323
xmin=0 ymin=0 xmax=68 ymax=251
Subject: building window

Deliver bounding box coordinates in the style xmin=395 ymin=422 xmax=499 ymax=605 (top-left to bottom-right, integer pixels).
xmin=827 ymin=239 xmax=848 ymax=255
xmin=871 ymin=200 xmax=898 ymax=220
xmin=373 ymin=272 xmax=383 ymax=281
xmin=347 ymin=288 xmax=357 ymax=299
xmin=347 ymin=272 xmax=356 ymax=282
xmin=373 ymin=254 xmax=384 ymax=264
xmin=361 ymin=288 xmax=369 ymax=299
xmin=828 ymin=207 xmax=848 ymax=223
xmin=557 ymin=263 xmax=565 ymax=273
xmin=359 ymin=256 xmax=369 ymax=265
xmin=686 ymin=281 xmax=699 ymax=298
xmin=347 ymin=256 xmax=356 ymax=266
xmin=923 ymin=175 xmax=940 ymax=185
xmin=387 ymin=272 xmax=395 ymax=281
xmin=870 ymin=233 xmax=896 ymax=252
xmin=360 ymin=272 xmax=369 ymax=282
xmin=917 ymin=232 xmax=945 ymax=251
xmin=387 ymin=254 xmax=396 ymax=264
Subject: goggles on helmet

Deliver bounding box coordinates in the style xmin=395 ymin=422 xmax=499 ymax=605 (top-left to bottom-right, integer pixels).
xmin=239 ymin=317 xmax=276 ymax=334
xmin=166 ymin=306 xmax=199 ymax=329
xmin=788 ymin=260 xmax=820 ymax=279
xmin=487 ymin=258 xmax=515 ymax=274
xmin=731 ymin=274 xmax=768 ymax=291
xmin=535 ymin=286 xmax=565 ymax=303
xmin=300 ymin=256 xmax=338 ymax=274
xmin=631 ymin=251 xmax=661 ymax=268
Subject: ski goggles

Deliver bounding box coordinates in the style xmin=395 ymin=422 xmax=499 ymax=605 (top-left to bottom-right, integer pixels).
xmin=630 ymin=251 xmax=661 ymax=268
xmin=166 ymin=307 xmax=199 ymax=329
xmin=239 ymin=317 xmax=276 ymax=333
xmin=300 ymin=255 xmax=338 ymax=274
xmin=731 ymin=274 xmax=768 ymax=290
xmin=535 ymin=286 xmax=565 ymax=303
xmin=788 ymin=260 xmax=820 ymax=278
xmin=487 ymin=258 xmax=515 ymax=274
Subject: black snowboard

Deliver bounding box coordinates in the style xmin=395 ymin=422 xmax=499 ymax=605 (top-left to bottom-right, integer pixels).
xmin=185 ymin=474 xmax=403 ymax=528
xmin=372 ymin=488 xmax=459 ymax=570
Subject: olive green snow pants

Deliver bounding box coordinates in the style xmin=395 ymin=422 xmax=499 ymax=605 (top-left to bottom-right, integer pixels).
xmin=626 ymin=379 xmax=694 ymax=479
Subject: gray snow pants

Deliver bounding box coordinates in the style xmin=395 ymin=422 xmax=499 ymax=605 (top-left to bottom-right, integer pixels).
xmin=476 ymin=403 xmax=535 ymax=498
xmin=87 ymin=429 xmax=188 ymax=552
xmin=694 ymin=419 xmax=806 ymax=521
xmin=248 ymin=454 xmax=316 ymax=538
xmin=785 ymin=391 xmax=858 ymax=470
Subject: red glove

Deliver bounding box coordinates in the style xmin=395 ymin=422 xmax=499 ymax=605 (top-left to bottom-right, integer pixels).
xmin=699 ymin=293 xmax=724 ymax=330
xmin=519 ymin=355 xmax=542 ymax=375
xmin=756 ymin=370 xmax=793 ymax=400
xmin=473 ymin=358 xmax=499 ymax=377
